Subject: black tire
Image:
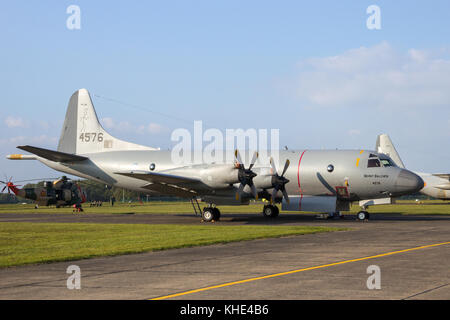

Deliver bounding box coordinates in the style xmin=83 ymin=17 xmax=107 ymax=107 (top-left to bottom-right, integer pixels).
xmin=212 ymin=208 xmax=221 ymax=221
xmin=356 ymin=211 xmax=369 ymax=221
xmin=202 ymin=208 xmax=215 ymax=222
xmin=263 ymin=205 xmax=279 ymax=218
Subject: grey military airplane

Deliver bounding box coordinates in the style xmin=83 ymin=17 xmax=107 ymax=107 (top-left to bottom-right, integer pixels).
xmin=376 ymin=134 xmax=450 ymax=200
xmin=7 ymin=89 xmax=424 ymax=221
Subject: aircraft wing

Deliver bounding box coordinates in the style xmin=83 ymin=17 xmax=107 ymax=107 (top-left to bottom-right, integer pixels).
xmin=116 ymin=171 xmax=200 ymax=185
xmin=115 ymin=171 xmax=211 ymax=197
xmin=17 ymin=145 xmax=88 ymax=163
xmin=142 ymin=182 xmax=198 ymax=198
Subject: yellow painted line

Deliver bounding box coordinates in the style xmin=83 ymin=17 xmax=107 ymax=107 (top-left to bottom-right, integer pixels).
xmin=150 ymin=241 xmax=450 ymax=300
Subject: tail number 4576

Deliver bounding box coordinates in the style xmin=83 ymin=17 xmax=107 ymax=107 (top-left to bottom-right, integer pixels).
xmin=79 ymin=132 xmax=103 ymax=142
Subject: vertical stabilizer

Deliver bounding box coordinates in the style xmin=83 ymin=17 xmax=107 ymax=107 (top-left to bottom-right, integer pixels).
xmin=57 ymin=89 xmax=157 ymax=155
xmin=376 ymin=134 xmax=405 ymax=168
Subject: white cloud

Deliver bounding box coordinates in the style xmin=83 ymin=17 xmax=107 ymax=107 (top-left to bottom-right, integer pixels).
xmin=294 ymin=42 xmax=450 ymax=109
xmin=347 ymin=129 xmax=361 ymax=136
xmin=101 ymin=117 xmax=115 ymax=129
xmin=101 ymin=117 xmax=166 ymax=135
xmin=0 ymin=135 xmax=58 ymax=146
xmin=4 ymin=116 xmax=28 ymax=128
xmin=39 ymin=121 xmax=50 ymax=130
xmin=147 ymin=123 xmax=165 ymax=134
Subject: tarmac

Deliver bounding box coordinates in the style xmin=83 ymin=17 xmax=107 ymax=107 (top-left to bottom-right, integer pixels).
xmin=0 ymin=212 xmax=449 ymax=300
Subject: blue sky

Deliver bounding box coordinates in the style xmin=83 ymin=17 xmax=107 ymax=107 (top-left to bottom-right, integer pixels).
xmin=1 ymin=1 xmax=450 ymax=181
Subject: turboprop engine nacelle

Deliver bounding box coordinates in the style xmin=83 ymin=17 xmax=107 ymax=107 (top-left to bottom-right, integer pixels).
xmin=252 ymin=167 xmax=274 ymax=189
xmin=198 ymin=164 xmax=240 ymax=188
xmin=163 ymin=163 xmax=240 ymax=189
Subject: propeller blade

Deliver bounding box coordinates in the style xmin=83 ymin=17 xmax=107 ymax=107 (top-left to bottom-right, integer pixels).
xmin=271 ymin=187 xmax=279 ymax=204
xmin=269 ymin=157 xmax=277 ymax=174
xmin=250 ymin=184 xmax=258 ymax=200
xmin=282 ymin=188 xmax=290 ymax=204
xmin=1 ymin=186 xmax=6 ymax=193
xmin=234 ymin=149 xmax=243 ymax=166
xmin=281 ymin=159 xmax=290 ymax=177
xmin=248 ymin=151 xmax=259 ymax=170
xmin=236 ymin=183 xmax=245 ymax=200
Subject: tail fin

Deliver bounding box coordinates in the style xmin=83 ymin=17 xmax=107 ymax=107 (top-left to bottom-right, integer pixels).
xmin=57 ymin=89 xmax=157 ymax=154
xmin=375 ymin=134 xmax=405 ymax=168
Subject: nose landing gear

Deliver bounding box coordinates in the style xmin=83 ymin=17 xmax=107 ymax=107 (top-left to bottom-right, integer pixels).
xmin=356 ymin=210 xmax=370 ymax=221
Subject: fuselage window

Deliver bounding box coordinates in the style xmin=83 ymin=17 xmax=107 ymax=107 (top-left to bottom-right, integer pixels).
xmin=367 ymin=158 xmax=381 ymax=168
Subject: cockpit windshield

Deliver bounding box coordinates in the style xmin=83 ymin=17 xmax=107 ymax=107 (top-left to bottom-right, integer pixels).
xmin=367 ymin=158 xmax=381 ymax=168
xmin=367 ymin=154 xmax=397 ymax=168
xmin=379 ymin=158 xmax=396 ymax=167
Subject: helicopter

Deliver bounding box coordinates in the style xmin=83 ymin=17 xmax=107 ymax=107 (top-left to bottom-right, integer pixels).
xmin=0 ymin=176 xmax=86 ymax=208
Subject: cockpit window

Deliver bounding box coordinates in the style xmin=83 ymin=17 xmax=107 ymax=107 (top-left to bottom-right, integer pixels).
xmin=380 ymin=158 xmax=395 ymax=167
xmin=367 ymin=158 xmax=381 ymax=168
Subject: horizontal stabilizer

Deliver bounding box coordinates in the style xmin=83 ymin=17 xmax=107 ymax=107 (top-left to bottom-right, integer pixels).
xmin=17 ymin=145 xmax=88 ymax=163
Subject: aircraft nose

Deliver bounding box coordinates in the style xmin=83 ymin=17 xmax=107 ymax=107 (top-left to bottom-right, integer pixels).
xmin=395 ymin=169 xmax=424 ymax=194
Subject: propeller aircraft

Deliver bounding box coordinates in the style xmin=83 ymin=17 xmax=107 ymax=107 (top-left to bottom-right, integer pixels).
xmin=6 ymin=89 xmax=424 ymax=221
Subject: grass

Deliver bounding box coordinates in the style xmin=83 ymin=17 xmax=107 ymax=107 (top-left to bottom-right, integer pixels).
xmin=0 ymin=222 xmax=341 ymax=268
xmin=0 ymin=199 xmax=446 ymax=268
xmin=0 ymin=200 xmax=448 ymax=215
xmin=348 ymin=200 xmax=450 ymax=216
xmin=0 ymin=201 xmax=263 ymax=215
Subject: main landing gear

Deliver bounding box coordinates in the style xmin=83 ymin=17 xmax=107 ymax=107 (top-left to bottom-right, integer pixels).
xmin=262 ymin=204 xmax=279 ymax=218
xmin=202 ymin=206 xmax=221 ymax=222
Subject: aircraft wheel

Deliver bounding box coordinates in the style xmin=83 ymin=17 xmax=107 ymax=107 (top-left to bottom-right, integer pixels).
xmin=202 ymin=207 xmax=215 ymax=222
xmin=212 ymin=208 xmax=221 ymax=221
xmin=263 ymin=205 xmax=279 ymax=218
xmin=356 ymin=211 xmax=369 ymax=221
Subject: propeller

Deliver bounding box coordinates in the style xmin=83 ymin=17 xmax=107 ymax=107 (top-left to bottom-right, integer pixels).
xmin=270 ymin=157 xmax=290 ymax=204
xmin=0 ymin=176 xmax=21 ymax=194
xmin=234 ymin=150 xmax=259 ymax=200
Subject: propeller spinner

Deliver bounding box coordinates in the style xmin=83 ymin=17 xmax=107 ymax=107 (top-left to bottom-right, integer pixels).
xmin=270 ymin=157 xmax=290 ymax=204
xmin=235 ymin=150 xmax=259 ymax=200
